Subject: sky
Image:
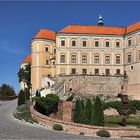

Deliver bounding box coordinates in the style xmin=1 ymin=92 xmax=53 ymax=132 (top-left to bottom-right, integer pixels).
xmin=0 ymin=1 xmax=140 ymax=92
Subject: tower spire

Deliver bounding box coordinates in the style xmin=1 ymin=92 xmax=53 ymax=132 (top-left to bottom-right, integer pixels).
xmin=98 ymin=14 xmax=104 ymax=26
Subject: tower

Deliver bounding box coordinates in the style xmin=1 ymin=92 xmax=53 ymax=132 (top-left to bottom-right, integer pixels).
xmin=98 ymin=14 xmax=104 ymax=26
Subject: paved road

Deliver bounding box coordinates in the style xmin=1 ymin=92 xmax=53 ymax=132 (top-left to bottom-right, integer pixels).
xmin=0 ymin=99 xmax=130 ymax=140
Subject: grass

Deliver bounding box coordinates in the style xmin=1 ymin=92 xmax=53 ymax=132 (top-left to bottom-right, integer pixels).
xmin=14 ymin=103 xmax=38 ymax=124
xmin=105 ymin=115 xmax=140 ymax=128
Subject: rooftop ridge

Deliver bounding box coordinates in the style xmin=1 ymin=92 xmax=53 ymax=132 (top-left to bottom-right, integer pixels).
xmin=65 ymin=24 xmax=126 ymax=28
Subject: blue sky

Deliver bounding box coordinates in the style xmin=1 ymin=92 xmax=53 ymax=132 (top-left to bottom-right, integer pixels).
xmin=0 ymin=1 xmax=140 ymax=92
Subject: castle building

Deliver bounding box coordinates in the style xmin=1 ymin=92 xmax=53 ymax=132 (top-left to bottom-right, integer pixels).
xmin=22 ymin=16 xmax=140 ymax=99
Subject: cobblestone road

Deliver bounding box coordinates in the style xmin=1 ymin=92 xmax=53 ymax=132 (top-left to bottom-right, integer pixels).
xmin=0 ymin=99 xmax=131 ymax=140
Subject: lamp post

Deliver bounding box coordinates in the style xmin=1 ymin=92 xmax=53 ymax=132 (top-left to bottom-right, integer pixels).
xmin=23 ymin=79 xmax=27 ymax=106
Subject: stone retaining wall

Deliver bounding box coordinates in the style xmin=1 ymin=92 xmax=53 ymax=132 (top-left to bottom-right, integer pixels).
xmin=30 ymin=105 xmax=140 ymax=137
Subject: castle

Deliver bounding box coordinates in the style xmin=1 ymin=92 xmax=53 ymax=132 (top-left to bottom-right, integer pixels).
xmin=21 ymin=15 xmax=140 ymax=99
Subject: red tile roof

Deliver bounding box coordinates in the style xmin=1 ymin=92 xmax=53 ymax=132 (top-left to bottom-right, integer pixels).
xmin=59 ymin=25 xmax=126 ymax=35
xmin=34 ymin=29 xmax=56 ymax=41
xmin=59 ymin=22 xmax=140 ymax=35
xmin=23 ymin=55 xmax=31 ymax=63
xmin=126 ymin=22 xmax=140 ymax=34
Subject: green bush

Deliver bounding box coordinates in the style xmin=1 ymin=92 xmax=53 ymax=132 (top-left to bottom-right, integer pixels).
xmin=96 ymin=129 xmax=110 ymax=137
xmin=18 ymin=90 xmax=25 ymax=106
xmin=73 ymin=100 xmax=84 ymax=123
xmin=53 ymin=124 xmax=63 ymax=131
xmin=82 ymin=99 xmax=92 ymax=124
xmin=32 ymin=93 xmax=60 ymax=116
xmin=92 ymin=96 xmax=104 ymax=126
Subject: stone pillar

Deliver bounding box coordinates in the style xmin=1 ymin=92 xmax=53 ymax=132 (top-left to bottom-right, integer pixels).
xmin=62 ymin=101 xmax=75 ymax=122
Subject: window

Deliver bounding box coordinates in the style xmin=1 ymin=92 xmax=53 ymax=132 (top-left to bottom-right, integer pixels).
xmin=116 ymin=42 xmax=120 ymax=48
xmin=53 ymin=61 xmax=55 ymax=65
xmin=46 ymin=47 xmax=48 ymax=52
xmin=95 ymin=69 xmax=99 ymax=75
xmin=71 ymin=68 xmax=76 ymax=74
xmin=139 ymin=50 xmax=140 ymax=60
xmin=128 ymin=54 xmax=131 ymax=63
xmin=106 ymin=41 xmax=110 ymax=47
xmin=54 ymin=49 xmax=56 ymax=53
xmin=105 ymin=56 xmax=110 ymax=64
xmin=105 ymin=69 xmax=110 ymax=75
xmin=82 ymin=41 xmax=87 ymax=47
xmin=71 ymin=54 xmax=76 ymax=63
xmin=61 ymin=40 xmax=65 ymax=46
xmin=82 ymin=69 xmax=87 ymax=75
xmin=94 ymin=55 xmax=99 ymax=63
xmin=116 ymin=55 xmax=120 ymax=64
xmin=72 ymin=40 xmax=76 ymax=47
xmin=60 ymin=55 xmax=65 ymax=63
xmin=116 ymin=69 xmax=120 ymax=75
xmin=95 ymin=41 xmax=99 ymax=47
xmin=131 ymin=66 xmax=133 ymax=70
xmin=128 ymin=39 xmax=131 ymax=46
xmin=82 ymin=55 xmax=87 ymax=63
xmin=46 ymin=59 xmax=49 ymax=65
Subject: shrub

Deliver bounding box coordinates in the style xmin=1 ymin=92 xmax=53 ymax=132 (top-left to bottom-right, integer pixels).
xmin=53 ymin=124 xmax=63 ymax=131
xmin=82 ymin=99 xmax=92 ymax=124
xmin=32 ymin=94 xmax=60 ymax=116
xmin=92 ymin=96 xmax=104 ymax=126
xmin=18 ymin=90 xmax=25 ymax=106
xmin=73 ymin=100 xmax=84 ymax=123
xmin=96 ymin=129 xmax=110 ymax=137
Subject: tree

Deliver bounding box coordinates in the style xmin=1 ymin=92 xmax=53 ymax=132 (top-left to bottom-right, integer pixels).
xmin=18 ymin=90 xmax=25 ymax=106
xmin=73 ymin=100 xmax=84 ymax=123
xmin=82 ymin=99 xmax=92 ymax=124
xmin=18 ymin=63 xmax=31 ymax=89
xmin=92 ymin=96 xmax=104 ymax=126
xmin=0 ymin=83 xmax=15 ymax=97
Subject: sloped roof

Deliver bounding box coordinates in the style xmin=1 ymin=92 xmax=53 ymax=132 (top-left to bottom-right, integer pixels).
xmin=58 ymin=22 xmax=140 ymax=35
xmin=126 ymin=22 xmax=140 ymax=34
xmin=23 ymin=55 xmax=31 ymax=63
xmin=59 ymin=25 xmax=126 ymax=35
xmin=34 ymin=29 xmax=56 ymax=41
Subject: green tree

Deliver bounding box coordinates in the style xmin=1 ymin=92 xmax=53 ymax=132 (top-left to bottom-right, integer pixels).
xmin=0 ymin=83 xmax=15 ymax=97
xmin=18 ymin=63 xmax=31 ymax=89
xmin=92 ymin=96 xmax=104 ymax=126
xmin=73 ymin=100 xmax=84 ymax=123
xmin=18 ymin=90 xmax=25 ymax=106
xmin=82 ymin=99 xmax=92 ymax=124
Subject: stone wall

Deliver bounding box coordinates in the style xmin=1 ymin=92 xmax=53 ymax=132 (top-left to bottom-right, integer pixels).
xmin=57 ymin=75 xmax=124 ymax=98
xmin=30 ymin=105 xmax=140 ymax=137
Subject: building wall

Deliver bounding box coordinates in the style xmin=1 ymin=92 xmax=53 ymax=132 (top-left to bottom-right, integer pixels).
xmin=31 ymin=39 xmax=56 ymax=94
xmin=56 ymin=34 xmax=124 ymax=76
